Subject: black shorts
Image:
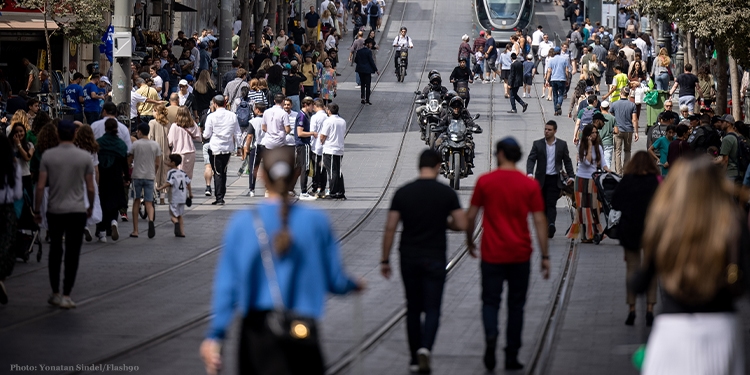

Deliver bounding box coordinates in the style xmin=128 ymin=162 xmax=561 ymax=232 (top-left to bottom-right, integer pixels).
xmin=501 ymin=70 xmax=510 ymax=81
xmin=523 ymin=75 xmax=533 ymax=86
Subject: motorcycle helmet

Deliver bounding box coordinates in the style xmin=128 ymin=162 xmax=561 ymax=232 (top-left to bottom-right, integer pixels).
xmin=428 ymin=69 xmax=440 ymax=77
xmin=449 ymin=96 xmax=465 ymax=110
xmin=429 ymin=73 xmax=442 ymax=87
xmin=445 ymin=90 xmax=459 ymax=102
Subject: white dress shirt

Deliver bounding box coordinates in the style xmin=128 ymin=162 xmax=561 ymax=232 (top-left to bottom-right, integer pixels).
xmin=310 ymin=110 xmax=328 ymax=155
xmin=202 ymin=107 xmax=241 ymax=154
xmin=260 ymin=105 xmax=290 ymax=149
xmin=91 ymin=117 xmax=133 ymax=153
xmin=532 ymin=30 xmax=544 ymax=46
xmin=539 ymin=40 xmax=555 ymax=58
xmin=546 ymin=139 xmax=557 ymax=175
xmin=130 ymin=89 xmax=147 ymax=119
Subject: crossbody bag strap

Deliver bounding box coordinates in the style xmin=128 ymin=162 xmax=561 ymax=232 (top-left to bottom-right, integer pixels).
xmin=249 ymin=208 xmax=286 ymax=311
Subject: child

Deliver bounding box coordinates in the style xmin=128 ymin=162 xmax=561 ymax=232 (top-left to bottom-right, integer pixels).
xmin=157 ymin=154 xmax=192 ymax=237
xmin=474 ymin=45 xmax=485 ymax=81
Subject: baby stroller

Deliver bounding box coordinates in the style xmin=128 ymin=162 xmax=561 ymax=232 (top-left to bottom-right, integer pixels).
xmin=591 ymin=171 xmax=621 ymax=245
xmin=13 ymin=190 xmax=43 ymax=263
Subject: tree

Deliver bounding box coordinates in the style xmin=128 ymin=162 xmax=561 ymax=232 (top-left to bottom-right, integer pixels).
xmin=16 ymin=0 xmax=109 ymax=71
xmin=637 ymin=0 xmax=750 ymax=113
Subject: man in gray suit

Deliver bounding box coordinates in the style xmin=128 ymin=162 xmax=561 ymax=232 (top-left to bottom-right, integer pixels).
xmin=526 ymin=120 xmax=574 ymax=237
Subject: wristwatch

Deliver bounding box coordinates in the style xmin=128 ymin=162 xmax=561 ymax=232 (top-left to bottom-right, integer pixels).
xmin=380 ymin=259 xmax=389 ymax=265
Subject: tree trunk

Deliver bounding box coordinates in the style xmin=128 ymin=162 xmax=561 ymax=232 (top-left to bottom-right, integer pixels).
xmin=686 ymin=31 xmax=697 ymax=70
xmin=254 ymin=0 xmax=267 ymax=47
xmin=268 ymin=0 xmax=277 ymax=32
xmin=43 ymin=0 xmax=52 ymax=72
xmin=729 ymin=55 xmax=741 ymax=120
xmin=695 ymin=38 xmax=707 ymax=70
xmin=715 ymin=43 xmax=729 ymax=115
xmin=238 ymin=0 xmax=253 ymax=68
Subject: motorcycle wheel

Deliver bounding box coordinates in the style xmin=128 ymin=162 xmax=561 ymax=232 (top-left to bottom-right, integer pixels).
xmin=428 ymin=131 xmax=437 ymax=149
xmin=426 ymin=124 xmax=433 ymax=146
xmin=452 ymin=152 xmax=461 ymax=190
xmin=399 ymin=66 xmax=405 ymax=82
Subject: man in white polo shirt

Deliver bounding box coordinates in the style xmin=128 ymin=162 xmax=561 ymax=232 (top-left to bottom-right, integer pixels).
xmin=202 ymin=95 xmax=241 ymax=205
xmin=319 ymin=102 xmax=346 ymax=200
xmin=261 ymin=93 xmax=291 ymax=151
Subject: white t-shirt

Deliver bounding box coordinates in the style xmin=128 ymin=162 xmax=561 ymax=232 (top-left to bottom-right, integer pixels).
xmin=167 ymin=168 xmax=191 ymax=204
xmin=285 ymin=111 xmax=298 ymax=146
xmin=320 ymin=115 xmax=346 ymax=156
xmin=152 ymin=75 xmax=164 ymax=98
xmin=131 ymin=90 xmax=147 ymax=118
xmin=532 ymin=29 xmax=544 ymax=46
xmin=310 ymin=110 xmax=327 ymax=155
xmin=250 ymin=117 xmax=265 ymax=148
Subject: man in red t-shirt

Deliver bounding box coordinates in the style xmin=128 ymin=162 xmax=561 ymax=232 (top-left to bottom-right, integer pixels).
xmin=466 ymin=137 xmax=550 ymax=372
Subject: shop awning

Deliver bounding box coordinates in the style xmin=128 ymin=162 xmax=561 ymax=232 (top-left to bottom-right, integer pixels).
xmin=0 ymin=18 xmax=59 ymax=30
xmin=173 ymin=2 xmax=197 ymax=12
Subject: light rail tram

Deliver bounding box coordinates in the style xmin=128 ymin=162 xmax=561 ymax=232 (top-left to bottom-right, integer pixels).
xmin=473 ymin=0 xmax=534 ymax=42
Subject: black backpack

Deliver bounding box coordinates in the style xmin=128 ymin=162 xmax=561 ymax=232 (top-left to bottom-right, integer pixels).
xmin=689 ymin=125 xmax=721 ymax=152
xmin=369 ymin=2 xmax=379 ymax=16
xmin=236 ymin=98 xmax=252 ymax=128
xmin=601 ymin=33 xmax=612 ymax=50
xmin=726 ymin=133 xmax=750 ymax=175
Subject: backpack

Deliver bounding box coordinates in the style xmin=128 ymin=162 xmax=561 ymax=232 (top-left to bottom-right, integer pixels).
xmin=689 ymin=125 xmax=721 ymax=152
xmin=601 ymin=33 xmax=612 ymax=50
xmin=726 ymin=133 xmax=750 ymax=175
xmin=369 ymin=2 xmax=379 ymax=16
xmin=579 ymin=106 xmax=597 ymax=127
xmin=236 ymin=98 xmax=252 ymax=128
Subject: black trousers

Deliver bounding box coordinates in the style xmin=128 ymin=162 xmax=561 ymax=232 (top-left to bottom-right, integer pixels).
xmin=47 ymin=212 xmax=87 ymax=295
xmin=509 ymin=86 xmax=525 ymax=111
xmin=542 ymin=176 xmax=561 ymax=227
xmin=323 ymin=154 xmax=344 ymax=197
xmin=360 ymin=73 xmax=372 ymax=101
xmin=401 ymin=257 xmax=446 ymax=364
xmin=481 ymin=261 xmax=530 ymax=359
xmin=295 ymin=144 xmax=313 ymax=193
xmin=239 ymin=311 xmax=325 ymax=375
xmin=96 ymin=207 xmax=119 ymax=236
xmin=211 ymin=153 xmax=231 ymax=201
xmin=313 ymin=154 xmax=326 ymax=192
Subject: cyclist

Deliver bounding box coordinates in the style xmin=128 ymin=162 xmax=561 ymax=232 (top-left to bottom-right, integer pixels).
xmin=393 ymin=26 xmax=414 ymax=74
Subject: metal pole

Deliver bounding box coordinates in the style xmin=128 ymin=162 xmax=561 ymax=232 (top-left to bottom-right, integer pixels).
xmin=674 ymin=30 xmax=684 ymax=75
xmin=656 ymin=19 xmax=670 ymax=56
xmin=744 ymin=86 xmax=750 ymax=121
xmin=218 ymin=0 xmax=233 ymax=88
xmin=113 ymin=0 xmax=132 ymax=119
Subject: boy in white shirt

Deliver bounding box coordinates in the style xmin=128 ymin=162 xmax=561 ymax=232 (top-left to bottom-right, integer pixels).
xmin=474 ymin=46 xmax=485 ymax=81
xmin=158 ymin=154 xmax=192 ymax=237
xmin=244 ymin=104 xmax=266 ymax=196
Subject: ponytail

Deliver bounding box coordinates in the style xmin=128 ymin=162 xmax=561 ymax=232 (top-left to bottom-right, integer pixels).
xmin=262 ymin=147 xmax=296 ymax=255
xmin=274 ymin=176 xmax=292 ymax=254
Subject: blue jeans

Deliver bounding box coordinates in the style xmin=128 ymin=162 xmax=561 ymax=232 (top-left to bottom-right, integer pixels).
xmin=481 ymin=261 xmax=530 ymax=357
xmin=655 ymin=73 xmax=669 ymax=91
xmin=132 ymin=179 xmax=155 ymax=201
xmin=355 ymin=72 xmax=361 ymax=86
xmin=678 ymin=95 xmax=696 ymax=114
xmin=401 ymin=257 xmax=446 ymax=363
xmin=551 ymin=80 xmax=566 ymax=111
xmin=288 ymin=95 xmax=300 ymax=113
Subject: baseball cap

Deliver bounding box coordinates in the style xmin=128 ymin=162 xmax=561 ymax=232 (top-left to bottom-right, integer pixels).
xmin=600 ymin=100 xmax=610 ymax=108
xmin=179 ymin=79 xmax=188 ymax=86
xmin=185 ymin=74 xmax=194 ymax=82
xmin=479 ymin=30 xmax=485 ymax=36
xmin=57 ymin=120 xmax=76 ymax=134
xmin=100 ymin=76 xmax=111 ymax=85
xmin=721 ymin=114 xmax=736 ymax=123
xmin=585 ymin=86 xmax=594 ymax=93
xmin=554 ymin=46 xmax=561 ymax=53
xmin=687 ymin=114 xmax=700 ymax=121
xmin=290 ymin=60 xmax=298 ymax=66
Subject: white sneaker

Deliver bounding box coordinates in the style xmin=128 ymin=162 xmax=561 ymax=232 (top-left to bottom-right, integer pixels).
xmin=249 ymin=190 xmax=256 ymax=197
xmin=110 ymin=220 xmax=119 ymax=241
xmin=324 ymin=189 xmax=330 ymax=198
xmin=48 ymin=293 xmax=62 ymax=306
xmin=409 ymin=364 xmax=419 ymax=373
xmin=59 ymin=296 xmax=77 ymax=309
xmin=98 ymin=235 xmax=107 ymax=243
xmin=417 ymin=348 xmax=431 ymax=374
xmin=541 ymin=93 xmax=545 ymax=98
xmin=264 ymin=191 xmax=269 ymax=198
xmin=299 ymin=193 xmax=316 ymax=201
xmin=354 ymin=85 xmax=361 ymax=88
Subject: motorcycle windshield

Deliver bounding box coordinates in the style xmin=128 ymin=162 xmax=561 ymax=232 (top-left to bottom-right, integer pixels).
xmin=449 ymin=120 xmax=467 ymax=141
xmin=485 ymin=0 xmax=522 ymax=20
xmin=427 ymin=91 xmax=441 ymax=112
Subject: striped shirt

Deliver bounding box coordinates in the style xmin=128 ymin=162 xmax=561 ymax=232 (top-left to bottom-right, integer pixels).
xmin=247 ymin=89 xmax=267 ymax=109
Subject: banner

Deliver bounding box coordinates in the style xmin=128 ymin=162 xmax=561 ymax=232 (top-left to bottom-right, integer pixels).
xmin=99 ymin=25 xmax=113 ymax=63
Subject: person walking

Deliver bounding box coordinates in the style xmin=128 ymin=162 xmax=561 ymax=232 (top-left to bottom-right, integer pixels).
xmin=483 ymin=30 xmax=500 ymax=83
xmin=223 ymin=68 xmax=249 ymax=112
xmin=95 ymin=119 xmax=130 ymax=242
xmin=466 ymin=137 xmax=550 ymax=371
xmin=526 ymin=120 xmax=575 ymax=238
xmin=128 ymin=123 xmax=161 ymax=239
xmin=610 ymin=86 xmax=639 ymax=174
xmin=611 ymin=151 xmax=660 ymax=327
xmin=157 ymin=154 xmax=192 ymax=238
xmin=200 ymin=147 xmax=363 ymax=375
xmin=632 ymin=157 xmax=748 ymax=375
xmin=83 ymin=73 xmax=105 ymax=124
xmin=34 ymin=120 xmax=95 ymax=309
xmin=203 ymin=95 xmax=241 ymax=205
xmin=507 ymin=53 xmax=528 ymax=113
xmin=354 ymin=39 xmax=378 ymax=105
xmin=545 ymin=47 xmax=571 ymax=116
xmin=168 ymin=106 xmax=202 ymax=181
xmin=244 ymin=103 xmax=266 ymax=197
xmin=567 ymin=124 xmax=610 ymax=243
xmin=381 ymin=149 xmax=467 ymax=374
xmin=319 ymin=103 xmax=346 ymax=199
xmin=669 ymin=63 xmax=701 ymax=115
xmin=0 ymin=132 xmax=22 ymax=304
xmin=72 ymin=126 xmax=101 ymax=242
xmin=91 ymin=102 xmax=133 ymax=153
xmin=148 ymin=104 xmax=172 ymax=205
xmin=64 ymin=73 xmax=86 ymax=123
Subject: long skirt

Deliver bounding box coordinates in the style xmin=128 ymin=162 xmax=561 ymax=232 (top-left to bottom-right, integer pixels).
xmin=643 ymin=313 xmax=743 ymax=375
xmin=178 ymin=152 xmax=196 ymax=181
xmin=0 ymin=203 xmax=18 ymax=279
xmin=567 ymin=177 xmax=602 ymax=241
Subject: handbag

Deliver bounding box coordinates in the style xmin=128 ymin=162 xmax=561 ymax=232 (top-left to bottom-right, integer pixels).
xmin=249 ymin=209 xmax=319 ymax=344
xmin=643 ymin=90 xmax=658 ymax=106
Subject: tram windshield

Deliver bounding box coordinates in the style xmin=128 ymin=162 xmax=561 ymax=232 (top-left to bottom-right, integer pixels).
xmin=486 ymin=0 xmax=522 ymax=19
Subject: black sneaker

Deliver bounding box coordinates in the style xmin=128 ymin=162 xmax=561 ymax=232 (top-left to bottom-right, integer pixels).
xmin=148 ymin=221 xmax=156 ymax=239
xmin=522 ymin=103 xmax=529 ymax=113
xmin=205 ymin=186 xmax=212 ymax=196
xmin=505 ymin=359 xmax=524 ymax=370
xmin=484 ymin=339 xmax=497 ymax=371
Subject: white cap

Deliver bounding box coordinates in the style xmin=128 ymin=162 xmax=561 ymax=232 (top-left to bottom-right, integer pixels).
xmin=600 ymin=100 xmax=610 ymax=108
xmin=100 ymin=76 xmax=111 ymax=85
xmin=179 ymin=79 xmax=188 ymax=86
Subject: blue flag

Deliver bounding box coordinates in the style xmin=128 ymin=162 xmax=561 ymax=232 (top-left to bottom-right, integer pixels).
xmin=99 ymin=25 xmax=114 ymax=63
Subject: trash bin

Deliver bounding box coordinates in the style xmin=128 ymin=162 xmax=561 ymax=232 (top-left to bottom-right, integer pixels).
xmin=645 ymin=90 xmax=670 ymax=128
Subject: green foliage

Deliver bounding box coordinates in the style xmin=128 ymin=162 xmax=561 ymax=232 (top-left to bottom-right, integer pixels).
xmin=16 ymin=0 xmax=110 ymax=45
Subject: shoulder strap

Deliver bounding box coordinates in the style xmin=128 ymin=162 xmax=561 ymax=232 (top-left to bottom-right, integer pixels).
xmin=249 ymin=208 xmax=286 ymax=311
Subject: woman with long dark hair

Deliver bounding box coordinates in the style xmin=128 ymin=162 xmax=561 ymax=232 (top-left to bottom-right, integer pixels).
xmin=266 ymin=65 xmax=286 ymax=101
xmin=567 ymin=124 xmax=610 ymax=243
xmin=73 ymin=125 xmax=101 ymax=241
xmin=193 ymin=70 xmax=217 ymax=117
xmin=200 ymin=147 xmax=363 ymax=375
xmin=611 ymin=151 xmax=660 ymax=326
xmin=0 ymin=132 xmax=22 ymax=304
xmin=8 ymin=123 xmax=34 ymax=193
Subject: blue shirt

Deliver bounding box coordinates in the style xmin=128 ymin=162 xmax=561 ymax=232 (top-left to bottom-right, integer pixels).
xmin=64 ymin=83 xmax=85 ymax=113
xmin=500 ymin=52 xmax=512 ymax=70
xmin=547 ymin=55 xmax=571 ymax=82
xmin=485 ymin=37 xmax=497 ymax=58
xmin=295 ymin=110 xmax=311 ymax=146
xmin=207 ymin=202 xmax=358 ymax=340
xmin=83 ymin=82 xmax=102 ymax=113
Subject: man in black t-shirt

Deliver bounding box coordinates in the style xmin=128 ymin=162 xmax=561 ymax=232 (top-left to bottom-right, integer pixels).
xmin=381 ymin=149 xmax=466 ymax=374
xmin=669 ymin=63 xmax=701 ymax=115
xmin=304 ymin=7 xmax=320 ymax=43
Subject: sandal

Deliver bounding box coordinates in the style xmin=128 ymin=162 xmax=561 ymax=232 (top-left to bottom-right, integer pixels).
xmin=129 ymin=233 xmax=139 ymax=238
